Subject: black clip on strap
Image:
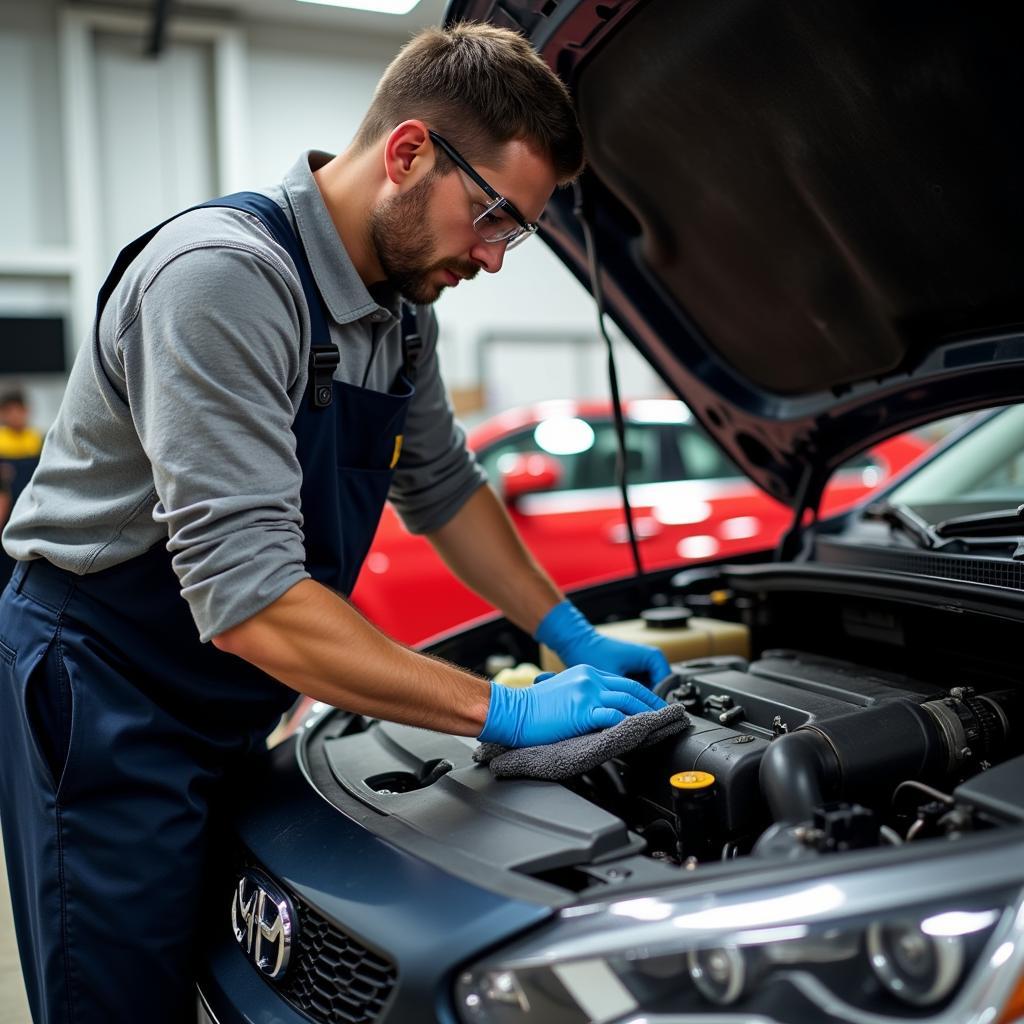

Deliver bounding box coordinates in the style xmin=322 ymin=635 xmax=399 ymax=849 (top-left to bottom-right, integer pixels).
xmin=311 ymin=346 xmax=340 ymax=409
xmin=401 ymin=303 xmax=422 ymax=384
xmin=192 ymin=192 xmax=335 ymax=413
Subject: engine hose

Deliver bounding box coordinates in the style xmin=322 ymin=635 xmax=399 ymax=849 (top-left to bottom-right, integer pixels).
xmin=759 ymin=729 xmax=838 ymax=825
xmin=759 ymin=700 xmax=945 ymax=825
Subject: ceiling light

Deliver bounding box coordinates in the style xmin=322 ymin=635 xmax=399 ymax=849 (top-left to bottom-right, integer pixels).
xmin=296 ymin=0 xmax=421 ymax=13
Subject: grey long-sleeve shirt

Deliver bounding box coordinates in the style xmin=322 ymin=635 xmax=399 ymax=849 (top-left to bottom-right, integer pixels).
xmin=4 ymin=152 xmax=486 ymax=642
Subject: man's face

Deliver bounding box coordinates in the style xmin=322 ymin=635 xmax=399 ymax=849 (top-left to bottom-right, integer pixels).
xmin=369 ymin=138 xmax=558 ymax=305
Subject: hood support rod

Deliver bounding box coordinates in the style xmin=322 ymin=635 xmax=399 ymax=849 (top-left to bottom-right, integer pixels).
xmin=574 ymin=177 xmax=647 ymax=598
xmin=777 ymin=458 xmax=827 ymax=562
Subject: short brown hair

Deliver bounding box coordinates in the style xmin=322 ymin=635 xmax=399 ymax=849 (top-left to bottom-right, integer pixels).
xmin=353 ymin=22 xmax=584 ymax=184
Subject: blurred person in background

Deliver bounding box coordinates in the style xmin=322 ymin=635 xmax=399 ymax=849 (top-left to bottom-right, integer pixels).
xmin=0 ymin=389 xmax=42 ymax=584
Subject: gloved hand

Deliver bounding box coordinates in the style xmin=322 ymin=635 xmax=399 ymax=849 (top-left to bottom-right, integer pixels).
xmin=535 ymin=600 xmax=671 ymax=686
xmin=478 ymin=664 xmax=667 ymax=748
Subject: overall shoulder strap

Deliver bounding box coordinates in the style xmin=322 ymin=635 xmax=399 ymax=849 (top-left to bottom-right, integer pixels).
xmin=400 ymin=302 xmax=422 ymax=383
xmin=200 ymin=192 xmax=337 ymax=410
xmin=93 ymin=192 xmax=340 ymax=412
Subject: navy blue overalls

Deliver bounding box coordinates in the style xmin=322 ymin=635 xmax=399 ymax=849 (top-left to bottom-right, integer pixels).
xmin=0 ymin=193 xmax=417 ymax=1023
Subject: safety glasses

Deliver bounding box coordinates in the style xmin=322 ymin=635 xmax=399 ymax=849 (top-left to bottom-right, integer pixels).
xmin=428 ymin=129 xmax=538 ymax=250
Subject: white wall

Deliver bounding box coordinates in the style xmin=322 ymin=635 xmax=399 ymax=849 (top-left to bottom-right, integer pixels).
xmin=0 ymin=1 xmax=66 ymax=249
xmin=243 ymin=23 xmax=399 ymax=185
xmin=0 ymin=0 xmax=70 ymax=426
xmin=435 ymin=241 xmax=660 ymax=401
xmin=0 ymin=0 xmax=662 ymax=431
xmin=93 ymin=30 xmax=219 ymax=265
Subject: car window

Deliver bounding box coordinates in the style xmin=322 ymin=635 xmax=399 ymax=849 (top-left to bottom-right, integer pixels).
xmin=674 ymin=425 xmax=877 ymax=481
xmin=573 ymin=422 xmax=665 ymax=489
xmin=480 ymin=414 xmax=906 ymax=497
xmin=968 ymin=450 xmax=1024 ymax=493
xmin=888 ymin=405 xmax=1024 ymax=510
xmin=479 ymin=419 xmax=674 ymax=493
xmin=673 ymin=426 xmax=742 ymax=480
xmin=477 ymin=430 xmax=538 ymax=485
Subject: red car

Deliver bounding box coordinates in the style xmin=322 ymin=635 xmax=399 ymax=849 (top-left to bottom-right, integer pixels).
xmin=351 ymin=399 xmax=929 ymax=645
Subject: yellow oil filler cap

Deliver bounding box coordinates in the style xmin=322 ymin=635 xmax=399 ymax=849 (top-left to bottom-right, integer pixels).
xmin=670 ymin=770 xmax=716 ymax=790
xmin=670 ymin=771 xmax=717 ymax=862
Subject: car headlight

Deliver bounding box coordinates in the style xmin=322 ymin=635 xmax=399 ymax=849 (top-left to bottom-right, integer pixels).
xmin=455 ymin=840 xmax=1024 ymax=1024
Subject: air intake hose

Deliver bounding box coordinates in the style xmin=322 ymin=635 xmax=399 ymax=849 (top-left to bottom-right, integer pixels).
xmin=760 ymin=700 xmax=946 ymax=825
xmin=761 ymin=690 xmax=1020 ymax=825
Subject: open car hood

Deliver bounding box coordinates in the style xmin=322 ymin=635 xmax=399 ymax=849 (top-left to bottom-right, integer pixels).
xmin=444 ymin=0 xmax=1024 ymax=507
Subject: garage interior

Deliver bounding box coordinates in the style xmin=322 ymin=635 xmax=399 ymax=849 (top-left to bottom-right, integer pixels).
xmin=2 ymin=1 xmax=1014 ymax=1022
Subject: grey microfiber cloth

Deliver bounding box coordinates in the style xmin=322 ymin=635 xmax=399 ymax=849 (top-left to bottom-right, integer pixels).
xmin=474 ymin=703 xmax=692 ymax=780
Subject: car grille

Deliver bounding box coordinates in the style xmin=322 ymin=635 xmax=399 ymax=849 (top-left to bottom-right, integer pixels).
xmin=233 ymin=853 xmax=397 ymax=1024
xmin=279 ymin=887 xmax=397 ymax=1024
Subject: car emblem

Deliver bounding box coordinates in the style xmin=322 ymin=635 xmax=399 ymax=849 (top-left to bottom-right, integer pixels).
xmin=231 ymin=870 xmax=296 ymax=980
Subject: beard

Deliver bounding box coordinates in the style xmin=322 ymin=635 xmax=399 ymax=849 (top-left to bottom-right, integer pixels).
xmin=368 ymin=177 xmax=478 ymax=305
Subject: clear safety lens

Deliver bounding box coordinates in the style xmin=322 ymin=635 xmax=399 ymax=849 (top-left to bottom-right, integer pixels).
xmin=473 ymin=198 xmax=535 ymax=248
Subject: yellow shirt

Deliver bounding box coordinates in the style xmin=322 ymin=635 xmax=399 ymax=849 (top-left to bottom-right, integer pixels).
xmin=0 ymin=426 xmax=43 ymax=460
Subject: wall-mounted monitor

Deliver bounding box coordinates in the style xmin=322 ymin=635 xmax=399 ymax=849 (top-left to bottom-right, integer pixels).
xmin=0 ymin=317 xmax=67 ymax=375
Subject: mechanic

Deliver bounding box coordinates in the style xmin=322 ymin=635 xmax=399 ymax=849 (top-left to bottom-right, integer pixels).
xmin=0 ymin=22 xmax=670 ymax=1024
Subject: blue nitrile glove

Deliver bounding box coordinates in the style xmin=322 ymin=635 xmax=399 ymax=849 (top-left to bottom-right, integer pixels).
xmin=535 ymin=600 xmax=672 ymax=686
xmin=479 ymin=664 xmax=667 ymax=747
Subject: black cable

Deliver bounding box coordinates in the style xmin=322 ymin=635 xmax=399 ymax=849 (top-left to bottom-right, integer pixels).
xmin=574 ymin=179 xmax=646 ymax=598
xmin=891 ymin=779 xmax=954 ymax=809
xmin=361 ymin=337 xmax=379 ymax=388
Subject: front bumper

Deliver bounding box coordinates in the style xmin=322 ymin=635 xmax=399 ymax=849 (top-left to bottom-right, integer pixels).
xmin=197 ymin=736 xmax=552 ymax=1024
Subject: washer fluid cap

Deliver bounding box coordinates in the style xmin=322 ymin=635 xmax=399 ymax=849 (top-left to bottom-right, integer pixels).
xmin=641 ymin=606 xmax=693 ymax=629
xmin=671 ymin=770 xmax=716 ymax=790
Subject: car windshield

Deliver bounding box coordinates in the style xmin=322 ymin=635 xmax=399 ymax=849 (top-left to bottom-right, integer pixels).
xmin=884 ymin=404 xmax=1024 ymax=523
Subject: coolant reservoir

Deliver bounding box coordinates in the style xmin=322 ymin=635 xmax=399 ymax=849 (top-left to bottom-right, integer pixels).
xmin=492 ymin=662 xmax=544 ymax=688
xmin=540 ymin=606 xmax=750 ymax=673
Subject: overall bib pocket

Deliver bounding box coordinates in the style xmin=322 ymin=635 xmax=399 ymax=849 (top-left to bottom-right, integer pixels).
xmin=335 ymin=465 xmax=397 ymax=588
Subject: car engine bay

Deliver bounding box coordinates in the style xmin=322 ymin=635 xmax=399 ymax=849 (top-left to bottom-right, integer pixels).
xmin=579 ymin=644 xmax=1021 ymax=866
xmin=310 ymin=564 xmax=1024 ymax=900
